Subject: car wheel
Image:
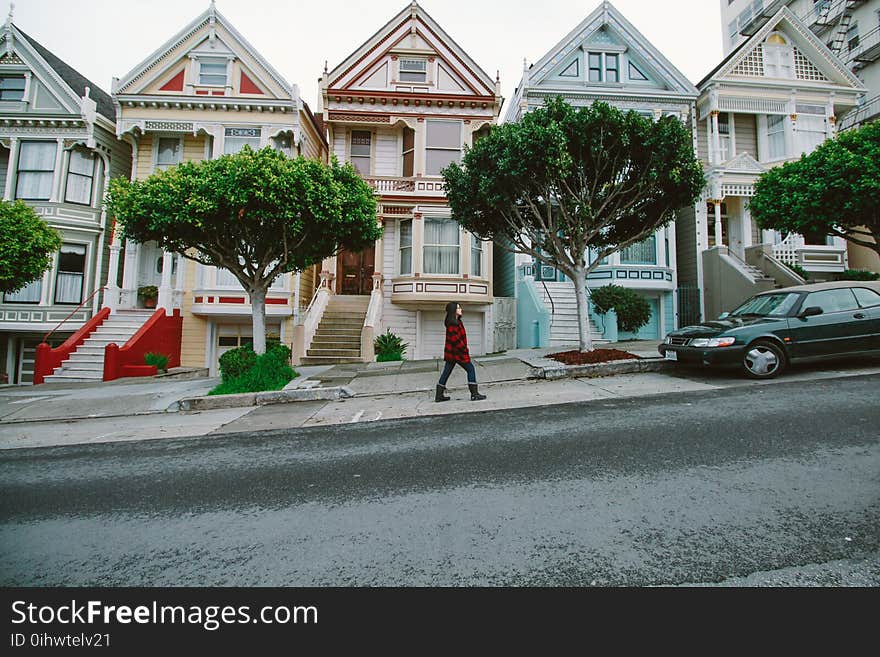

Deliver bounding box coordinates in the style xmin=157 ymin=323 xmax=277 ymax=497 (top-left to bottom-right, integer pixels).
xmin=741 ymin=340 xmax=786 ymax=379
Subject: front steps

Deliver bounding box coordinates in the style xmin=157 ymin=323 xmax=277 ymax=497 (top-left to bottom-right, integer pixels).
xmin=300 ymin=295 xmax=370 ymax=366
xmin=534 ymin=281 xmax=607 ymax=347
xmin=43 ymin=310 xmax=154 ymax=383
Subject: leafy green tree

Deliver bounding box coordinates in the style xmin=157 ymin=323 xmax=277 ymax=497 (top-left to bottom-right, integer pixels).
xmin=750 ymin=121 xmax=880 ymax=259
xmin=443 ymin=97 xmax=704 ymax=351
xmin=106 ymin=147 xmax=381 ymax=354
xmin=0 ymin=199 xmax=62 ymax=295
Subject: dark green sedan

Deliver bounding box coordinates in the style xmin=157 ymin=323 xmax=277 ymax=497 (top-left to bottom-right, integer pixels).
xmin=658 ymin=281 xmax=880 ymax=379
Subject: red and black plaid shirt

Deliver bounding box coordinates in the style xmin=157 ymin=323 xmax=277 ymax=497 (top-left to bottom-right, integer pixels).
xmin=444 ymin=321 xmax=471 ymax=364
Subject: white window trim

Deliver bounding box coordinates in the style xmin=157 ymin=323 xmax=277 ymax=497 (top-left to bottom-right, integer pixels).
xmin=53 ymin=240 xmax=91 ymax=306
xmin=348 ymin=128 xmax=373 ymax=176
xmin=586 ymin=46 xmax=625 ymax=85
xmin=398 ymin=218 xmax=413 ymax=276
xmin=421 ymin=215 xmax=462 ymax=277
xmin=223 ymin=126 xmax=263 ymax=156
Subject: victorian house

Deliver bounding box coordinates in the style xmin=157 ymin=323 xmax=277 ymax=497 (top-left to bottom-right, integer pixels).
xmin=0 ymin=13 xmax=131 ymax=384
xmin=681 ymin=7 xmax=864 ymax=321
xmin=308 ymin=1 xmax=505 ymax=362
xmin=31 ymin=2 xmax=326 ymax=382
xmin=504 ymin=1 xmax=699 ymax=346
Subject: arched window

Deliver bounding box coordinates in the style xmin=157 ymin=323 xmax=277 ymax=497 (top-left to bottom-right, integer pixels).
xmin=764 ymin=33 xmax=793 ymax=78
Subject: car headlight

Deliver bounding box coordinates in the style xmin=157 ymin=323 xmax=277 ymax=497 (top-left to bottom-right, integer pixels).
xmin=663 ymin=335 xmax=672 ymax=345
xmin=691 ymin=337 xmax=736 ymax=348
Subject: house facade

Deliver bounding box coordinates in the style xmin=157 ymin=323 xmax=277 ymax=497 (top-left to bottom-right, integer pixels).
xmin=504 ymin=1 xmax=698 ymax=346
xmin=0 ymin=16 xmax=131 ymax=384
xmin=314 ymin=1 xmax=505 ymax=361
xmin=682 ymin=7 xmax=865 ymax=320
xmin=721 ymin=0 xmax=880 ymax=273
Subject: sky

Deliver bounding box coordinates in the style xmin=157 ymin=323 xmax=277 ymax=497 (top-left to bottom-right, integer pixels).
xmin=12 ymin=0 xmax=724 ymax=110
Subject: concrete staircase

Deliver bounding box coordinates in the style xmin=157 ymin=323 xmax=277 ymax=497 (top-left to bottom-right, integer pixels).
xmin=43 ymin=309 xmax=155 ymax=383
xmin=535 ymin=281 xmax=607 ymax=347
xmin=301 ymin=295 xmax=370 ymax=366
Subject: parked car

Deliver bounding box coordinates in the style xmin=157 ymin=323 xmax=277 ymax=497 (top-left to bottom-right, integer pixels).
xmin=659 ymin=281 xmax=880 ymax=379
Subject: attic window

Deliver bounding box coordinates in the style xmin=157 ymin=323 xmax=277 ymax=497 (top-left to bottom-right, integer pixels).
xmin=0 ymin=75 xmax=25 ymax=101
xmin=199 ymin=59 xmax=227 ymax=86
xmin=399 ymin=59 xmax=427 ymax=83
xmin=764 ymin=32 xmax=793 ymax=78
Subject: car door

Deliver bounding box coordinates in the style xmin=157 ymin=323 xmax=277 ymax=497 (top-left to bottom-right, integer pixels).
xmin=851 ymin=286 xmax=880 ymax=351
xmin=787 ymin=288 xmax=866 ymax=358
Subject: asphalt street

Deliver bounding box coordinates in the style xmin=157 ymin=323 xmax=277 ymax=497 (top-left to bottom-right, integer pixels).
xmin=1 ymin=373 xmax=878 ymax=586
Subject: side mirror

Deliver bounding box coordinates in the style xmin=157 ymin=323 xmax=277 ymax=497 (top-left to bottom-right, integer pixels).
xmin=718 ymin=312 xmax=730 ymax=320
xmin=799 ymin=306 xmax=823 ymax=319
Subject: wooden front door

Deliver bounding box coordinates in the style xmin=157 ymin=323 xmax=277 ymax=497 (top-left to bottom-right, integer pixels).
xmin=337 ymin=248 xmax=375 ymax=295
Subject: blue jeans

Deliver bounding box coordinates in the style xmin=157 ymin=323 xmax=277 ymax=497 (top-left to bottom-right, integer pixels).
xmin=438 ymin=360 xmax=477 ymax=386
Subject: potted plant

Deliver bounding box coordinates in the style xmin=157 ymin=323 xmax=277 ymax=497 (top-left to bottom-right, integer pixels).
xmin=137 ymin=285 xmax=158 ymax=308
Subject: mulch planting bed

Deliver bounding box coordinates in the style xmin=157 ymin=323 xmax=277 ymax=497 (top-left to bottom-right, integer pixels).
xmin=546 ymin=349 xmax=640 ymax=365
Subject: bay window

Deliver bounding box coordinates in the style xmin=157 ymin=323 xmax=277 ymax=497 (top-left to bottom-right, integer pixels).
xmin=471 ymin=233 xmax=483 ymax=277
xmin=425 ymin=121 xmax=461 ymax=176
xmin=4 ymin=277 xmax=42 ymax=303
xmin=350 ymin=130 xmax=371 ymax=175
xmin=399 ymin=219 xmax=412 ymax=275
xmin=423 ymin=217 xmax=460 ymax=275
xmin=16 ymin=141 xmax=56 ymax=200
xmin=54 ymin=243 xmax=86 ymax=305
xmin=794 ymin=114 xmax=826 ymax=155
xmin=620 ymin=235 xmax=657 ymax=265
xmin=766 ymin=114 xmax=786 ymax=160
xmin=65 ymin=149 xmax=96 ymax=205
xmin=224 ymin=127 xmax=261 ymax=155
xmin=155 ymin=137 xmax=182 ymax=171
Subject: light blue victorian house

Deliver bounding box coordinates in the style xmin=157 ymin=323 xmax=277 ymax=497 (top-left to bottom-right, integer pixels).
xmin=501 ymin=1 xmax=700 ymax=347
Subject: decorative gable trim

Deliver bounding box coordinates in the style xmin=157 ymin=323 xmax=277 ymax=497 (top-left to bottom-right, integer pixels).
xmin=722 ymin=152 xmax=766 ymax=173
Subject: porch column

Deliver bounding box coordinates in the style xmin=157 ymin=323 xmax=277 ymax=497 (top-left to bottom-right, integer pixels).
xmin=174 ymin=253 xmax=186 ymax=308
xmin=120 ymin=239 xmax=140 ymax=308
xmin=742 ymin=200 xmax=754 ymax=248
xmin=103 ymin=233 xmax=122 ymax=311
xmin=158 ymin=251 xmax=174 ymax=311
xmin=713 ymin=201 xmax=724 ymax=247
xmin=710 ymin=111 xmax=721 ymax=166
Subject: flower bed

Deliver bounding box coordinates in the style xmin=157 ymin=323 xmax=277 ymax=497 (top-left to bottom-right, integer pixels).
xmin=546 ymin=349 xmax=640 ymax=365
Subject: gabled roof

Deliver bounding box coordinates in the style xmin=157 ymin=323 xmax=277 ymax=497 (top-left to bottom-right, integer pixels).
xmin=527 ymin=1 xmax=697 ymax=96
xmin=325 ymin=1 xmax=496 ymax=97
xmin=698 ymin=6 xmax=863 ymax=89
xmin=2 ymin=25 xmax=115 ymax=122
xmin=114 ymin=2 xmax=295 ymax=99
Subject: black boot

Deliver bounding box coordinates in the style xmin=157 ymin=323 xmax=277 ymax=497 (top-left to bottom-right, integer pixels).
xmin=469 ymin=383 xmax=486 ymax=401
xmin=435 ymin=384 xmax=450 ymax=402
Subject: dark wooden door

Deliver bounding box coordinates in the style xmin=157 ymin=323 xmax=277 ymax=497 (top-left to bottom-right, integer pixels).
xmin=337 ymin=248 xmax=375 ymax=295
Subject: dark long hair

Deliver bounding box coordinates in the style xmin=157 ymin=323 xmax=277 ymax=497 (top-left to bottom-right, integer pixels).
xmin=444 ymin=301 xmax=459 ymax=328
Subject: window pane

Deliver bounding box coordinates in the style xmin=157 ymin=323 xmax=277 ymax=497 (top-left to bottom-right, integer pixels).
xmin=55 ymin=244 xmax=86 ymax=305
xmin=65 ymin=173 xmax=92 ymax=204
xmin=399 ymin=219 xmax=412 ymax=247
xmin=200 ymin=61 xmax=227 ymax=85
xmin=351 ymin=130 xmax=371 ymax=156
xmin=620 ymin=235 xmax=657 ymax=264
xmin=216 ymin=268 xmax=242 ymax=288
xmin=425 ymin=149 xmax=460 ymax=175
xmin=588 ymin=53 xmax=601 ymax=68
xmin=853 ymin=288 xmax=880 ymax=308
xmin=19 ymin=142 xmax=56 ymax=170
xmin=424 ymin=217 xmax=460 ymax=245
xmin=4 ymin=277 xmax=42 ymax=303
xmin=157 ymin=138 xmax=181 ymax=166
xmin=471 ymin=234 xmax=482 ymax=277
xmin=0 ymin=75 xmax=26 ymax=101
xmin=400 ymin=247 xmax=412 ymax=275
xmin=224 ymin=137 xmax=260 ymax=155
xmin=351 ymin=156 xmax=370 ymax=175
xmin=16 ymin=172 xmax=53 ymax=199
xmin=804 ymin=289 xmax=859 ymax=313
xmin=424 ymin=246 xmax=460 ymax=274
xmin=68 ymin=150 xmax=95 ymax=176
xmin=426 ymin=121 xmax=461 ymax=148
xmin=399 ymin=59 xmax=426 ymax=82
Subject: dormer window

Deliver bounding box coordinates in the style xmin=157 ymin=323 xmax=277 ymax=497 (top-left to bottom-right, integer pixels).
xmin=199 ymin=59 xmax=227 ymax=86
xmin=763 ymin=33 xmax=793 ymax=78
xmin=399 ymin=59 xmax=427 ymax=83
xmin=587 ymin=52 xmax=619 ymax=83
xmin=0 ymin=75 xmax=25 ymax=101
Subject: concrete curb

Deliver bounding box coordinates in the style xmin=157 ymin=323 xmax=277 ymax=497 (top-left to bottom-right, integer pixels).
xmin=529 ymin=357 xmax=673 ymax=380
xmin=174 ymin=386 xmax=355 ymax=411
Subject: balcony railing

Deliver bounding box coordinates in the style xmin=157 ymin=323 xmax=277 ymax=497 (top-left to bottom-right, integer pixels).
xmin=363 ymin=176 xmax=446 ymax=197
xmin=773 ymin=235 xmax=847 ymax=273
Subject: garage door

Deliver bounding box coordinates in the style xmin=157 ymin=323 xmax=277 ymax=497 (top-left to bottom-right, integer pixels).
xmin=419 ymin=311 xmax=484 ymax=359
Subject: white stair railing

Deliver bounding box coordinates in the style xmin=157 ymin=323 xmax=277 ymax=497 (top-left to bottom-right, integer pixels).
xmin=361 ymin=273 xmax=383 ymax=362
xmin=292 ymin=285 xmax=331 ymax=365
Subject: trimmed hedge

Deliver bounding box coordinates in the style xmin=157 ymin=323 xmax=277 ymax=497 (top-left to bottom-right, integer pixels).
xmin=589 ymin=284 xmax=652 ymax=334
xmin=210 ymin=343 xmax=297 ymax=395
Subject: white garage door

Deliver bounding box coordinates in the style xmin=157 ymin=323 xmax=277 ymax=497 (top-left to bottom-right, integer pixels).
xmin=419 ymin=311 xmax=484 ymax=359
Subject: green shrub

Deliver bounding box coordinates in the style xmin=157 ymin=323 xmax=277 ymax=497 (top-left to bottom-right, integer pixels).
xmin=374 ymin=329 xmax=407 ymax=361
xmin=589 ymin=284 xmax=652 ymax=333
xmin=218 ymin=344 xmax=257 ymax=382
xmin=840 ymin=268 xmax=879 ymax=281
xmin=210 ymin=344 xmax=297 ymax=395
xmin=786 ymin=263 xmax=810 ymax=280
xmin=144 ymin=352 xmax=169 ymax=371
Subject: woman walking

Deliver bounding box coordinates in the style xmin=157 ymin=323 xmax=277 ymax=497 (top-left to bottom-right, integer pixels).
xmin=435 ymin=301 xmax=486 ymax=402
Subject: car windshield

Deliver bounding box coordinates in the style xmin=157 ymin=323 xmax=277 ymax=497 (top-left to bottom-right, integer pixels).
xmin=729 ymin=292 xmax=800 ymax=318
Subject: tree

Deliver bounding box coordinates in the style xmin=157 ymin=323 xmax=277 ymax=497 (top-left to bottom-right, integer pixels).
xmin=106 ymin=147 xmax=381 ymax=354
xmin=750 ymin=120 xmax=880 ymax=259
xmin=0 ymin=199 xmax=62 ymax=295
xmin=443 ymin=97 xmax=704 ymax=351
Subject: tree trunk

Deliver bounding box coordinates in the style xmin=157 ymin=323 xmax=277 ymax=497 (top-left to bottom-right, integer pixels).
xmin=572 ymin=266 xmax=594 ymax=353
xmin=251 ymin=286 xmax=267 ymax=355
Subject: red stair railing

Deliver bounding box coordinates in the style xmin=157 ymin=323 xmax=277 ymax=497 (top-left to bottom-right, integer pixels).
xmin=103 ymin=308 xmax=183 ymax=381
